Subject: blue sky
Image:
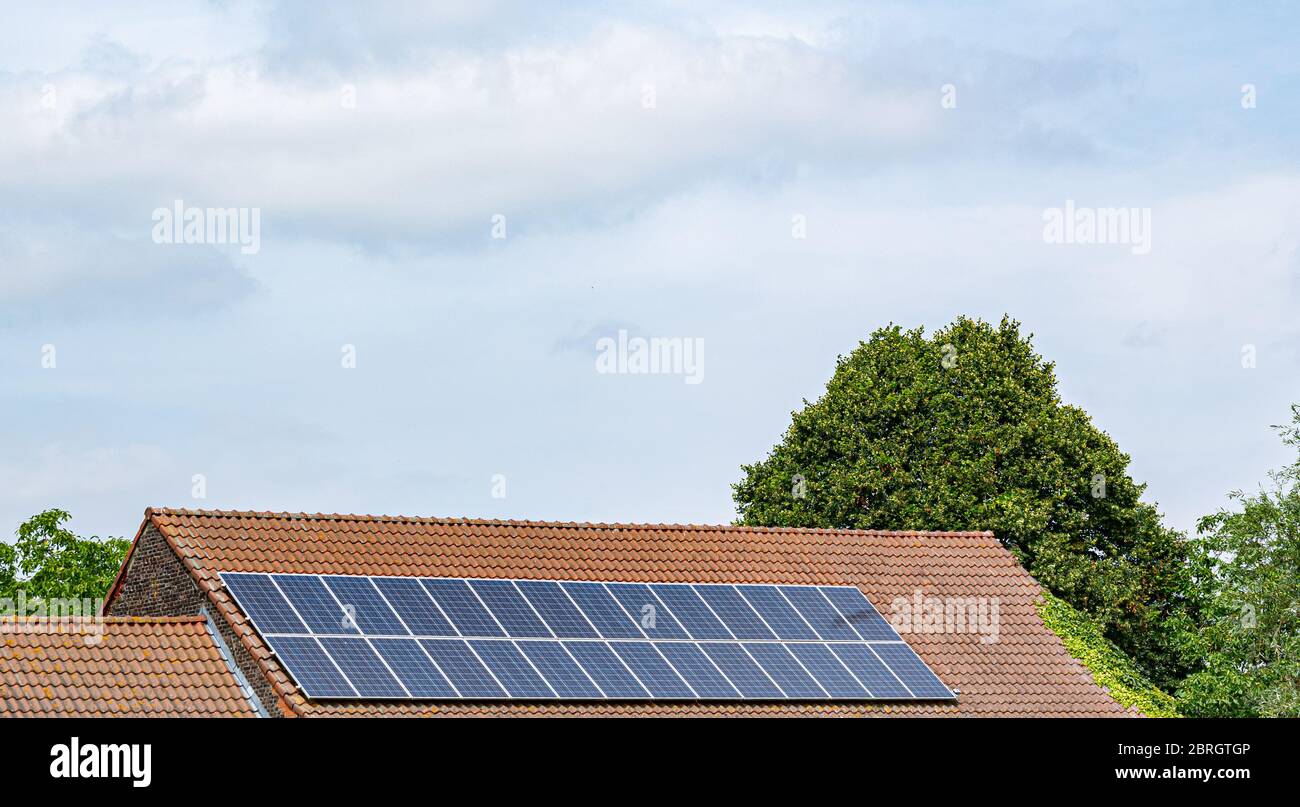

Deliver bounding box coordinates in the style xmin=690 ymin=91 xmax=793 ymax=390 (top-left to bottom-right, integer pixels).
xmin=2 ymin=1 xmax=1298 ymax=540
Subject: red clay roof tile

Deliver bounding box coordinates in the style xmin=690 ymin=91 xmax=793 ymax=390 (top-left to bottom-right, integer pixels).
xmin=0 ymin=616 xmax=257 ymax=717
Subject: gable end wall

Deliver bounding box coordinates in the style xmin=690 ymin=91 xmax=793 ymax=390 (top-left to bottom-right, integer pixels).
xmin=107 ymin=522 xmax=286 ymax=716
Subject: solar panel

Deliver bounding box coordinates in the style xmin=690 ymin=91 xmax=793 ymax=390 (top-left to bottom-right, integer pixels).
xmin=609 ymin=642 xmax=694 ymax=698
xmin=221 ymin=573 xmax=956 ymax=703
xmin=371 ymin=577 xmax=457 ymax=636
xmin=871 ymin=642 xmax=955 ymax=699
xmin=560 ymin=582 xmax=643 ymax=638
xmin=419 ymin=638 xmax=506 ymax=698
xmin=606 ymin=583 xmax=689 ymax=639
xmin=221 ymin=573 xmax=306 ymax=634
xmin=318 ymin=636 xmax=407 ymax=697
xmin=692 ymin=585 xmax=776 ymax=640
xmin=515 ymin=640 xmax=603 ymax=698
xmin=467 ymin=580 xmax=552 ymax=638
xmin=421 ymin=579 xmax=504 ymax=637
xmin=370 ymin=638 xmax=458 ymax=697
xmin=261 ymin=635 xmax=355 ymax=698
xmin=648 ymin=584 xmax=732 ymax=640
xmin=743 ymin=642 xmax=827 ymax=699
xmin=514 ymin=580 xmax=599 ymax=638
xmin=737 ymin=585 xmax=819 ymax=640
xmin=562 ymin=641 xmax=648 ymax=698
xmin=818 ymin=585 xmax=897 ymax=641
xmin=320 ymin=576 xmax=407 ymax=636
xmin=469 ymin=639 xmax=556 ymax=697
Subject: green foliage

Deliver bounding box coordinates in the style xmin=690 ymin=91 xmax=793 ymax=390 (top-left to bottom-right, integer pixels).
xmin=0 ymin=509 xmax=130 ymax=611
xmin=1177 ymin=407 xmax=1300 ymax=717
xmin=1036 ymin=591 xmax=1180 ymax=717
xmin=733 ymin=315 xmax=1204 ymax=688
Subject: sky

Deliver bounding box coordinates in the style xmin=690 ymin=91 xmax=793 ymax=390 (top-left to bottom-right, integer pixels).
xmin=1 ymin=0 xmax=1298 ymax=541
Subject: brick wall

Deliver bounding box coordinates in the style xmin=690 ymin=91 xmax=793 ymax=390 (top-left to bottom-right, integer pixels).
xmin=108 ymin=523 xmax=283 ymax=716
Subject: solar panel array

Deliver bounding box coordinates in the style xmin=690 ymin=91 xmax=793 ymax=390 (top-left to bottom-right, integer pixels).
xmin=219 ymin=572 xmax=956 ymax=702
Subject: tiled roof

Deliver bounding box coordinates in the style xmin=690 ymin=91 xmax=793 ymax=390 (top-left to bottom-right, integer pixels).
xmin=0 ymin=616 xmax=258 ymax=717
xmin=119 ymin=508 xmax=1134 ymax=717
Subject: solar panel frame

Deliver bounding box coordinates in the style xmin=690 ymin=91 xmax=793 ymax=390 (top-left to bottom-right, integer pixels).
xmin=221 ymin=572 xmax=957 ymax=703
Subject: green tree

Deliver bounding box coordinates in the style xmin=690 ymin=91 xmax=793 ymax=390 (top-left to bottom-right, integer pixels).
xmin=1178 ymin=408 xmax=1300 ymax=717
xmin=733 ymin=316 xmax=1204 ymax=688
xmin=0 ymin=509 xmax=130 ymax=611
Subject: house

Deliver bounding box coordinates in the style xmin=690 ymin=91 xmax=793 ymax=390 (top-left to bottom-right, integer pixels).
xmin=3 ymin=507 xmax=1135 ymax=717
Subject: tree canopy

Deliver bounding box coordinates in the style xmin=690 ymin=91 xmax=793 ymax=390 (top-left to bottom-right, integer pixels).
xmin=733 ymin=315 xmax=1204 ymax=687
xmin=1177 ymin=407 xmax=1300 ymax=717
xmin=0 ymin=509 xmax=129 ymax=611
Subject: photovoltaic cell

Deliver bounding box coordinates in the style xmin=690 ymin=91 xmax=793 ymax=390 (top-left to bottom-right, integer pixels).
xmin=318 ymin=636 xmax=407 ymax=697
xmin=737 ymin=585 xmax=819 ymax=640
xmin=649 ymin=585 xmax=732 ymax=640
xmin=606 ymin=582 xmax=689 ymax=639
xmin=321 ymin=576 xmax=407 ymax=636
xmin=371 ymin=577 xmax=458 ymax=636
xmin=263 ymin=635 xmax=354 ymax=698
xmin=468 ymin=580 xmax=552 ymax=638
xmin=744 ymin=643 xmax=827 ymax=699
xmin=421 ymin=578 xmax=505 ymax=637
xmin=560 ymin=583 xmax=643 ymax=639
xmin=692 ymin=585 xmax=776 ymax=640
xmin=779 ymin=585 xmax=860 ymax=641
xmin=515 ymin=580 xmax=599 ymax=638
xmin=609 ymin=642 xmax=695 ymax=698
xmin=818 ymin=586 xmax=896 ymax=641
xmin=871 ymin=643 xmax=954 ymax=699
xmin=699 ymin=643 xmax=783 ymax=699
xmin=370 ymin=637 xmax=458 ymax=697
xmin=655 ymin=642 xmax=739 ymax=698
xmin=222 ymin=573 xmax=956 ymax=703
xmin=515 ymin=641 xmax=602 ymax=698
xmin=221 ymin=572 xmax=306 ymax=634
xmin=273 ymin=575 xmax=358 ymax=635
xmin=419 ymin=639 xmax=506 ymax=698
xmin=469 ymin=639 xmax=556 ymax=698
xmin=829 ymin=643 xmax=911 ymax=698
xmin=786 ymin=642 xmax=869 ymax=698
xmin=562 ymin=641 xmax=648 ymax=698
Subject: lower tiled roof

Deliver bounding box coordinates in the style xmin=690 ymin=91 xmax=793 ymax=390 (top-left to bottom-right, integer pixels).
xmin=0 ymin=616 xmax=258 ymax=717
xmin=114 ymin=508 xmax=1135 ymax=717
